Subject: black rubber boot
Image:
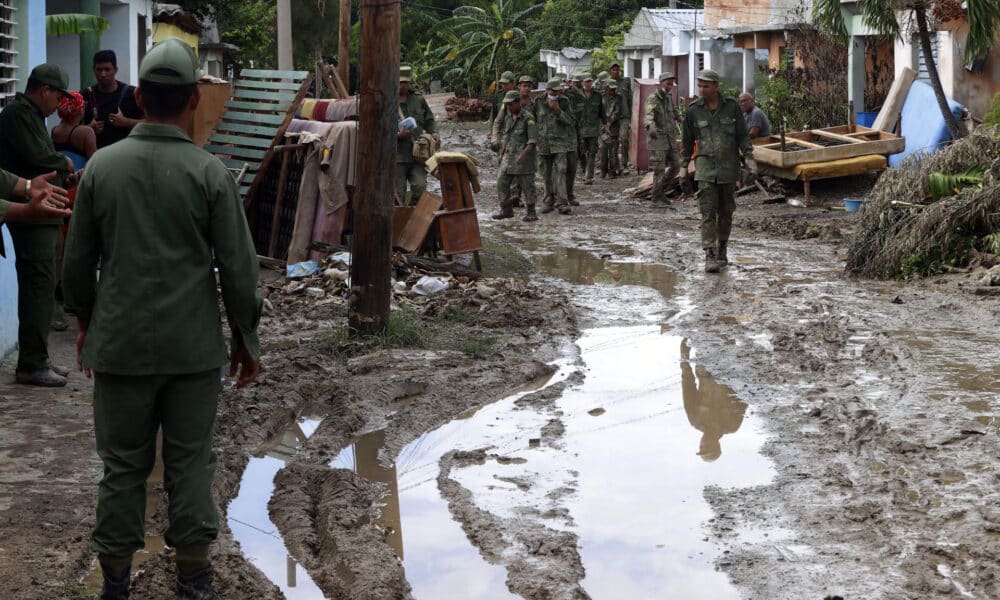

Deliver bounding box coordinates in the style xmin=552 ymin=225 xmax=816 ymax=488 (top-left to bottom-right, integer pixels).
xmin=717 ymin=241 xmax=729 ymax=266
xmin=99 ymin=564 xmax=130 ymax=600
xmin=177 ymin=566 xmax=219 ymax=600
xmin=540 ymin=203 xmax=555 ymax=214
xmin=491 ymin=208 xmax=514 ymax=220
xmin=704 ymin=248 xmax=720 ymax=273
xmin=522 ymin=206 xmax=538 ymax=222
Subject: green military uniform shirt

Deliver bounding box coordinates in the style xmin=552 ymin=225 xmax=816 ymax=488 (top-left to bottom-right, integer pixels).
xmin=0 ymin=168 xmax=18 ymax=223
xmin=62 ymin=123 xmax=262 ymax=375
xmin=499 ymin=109 xmax=538 ymax=175
xmin=577 ymin=89 xmax=604 ymax=139
xmin=397 ymin=90 xmax=436 ymax=164
xmin=602 ymin=92 xmax=623 ymax=135
xmin=0 ymin=93 xmax=72 ymax=224
xmin=531 ymin=95 xmax=575 ymax=155
xmin=645 ymin=89 xmax=680 ymax=151
xmin=681 ymin=95 xmax=753 ymax=184
xmin=615 ymin=77 xmax=633 ymax=120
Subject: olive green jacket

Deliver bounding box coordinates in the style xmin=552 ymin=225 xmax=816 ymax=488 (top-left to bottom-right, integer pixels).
xmin=576 ymin=89 xmax=604 ymax=139
xmin=63 ymin=123 xmax=262 ymax=375
xmin=644 ymin=89 xmax=681 ymax=151
xmin=614 ymin=77 xmax=633 ymax=120
xmin=397 ymin=91 xmax=436 ymax=164
xmin=532 ymin=95 xmax=575 ymax=155
xmin=0 ymin=93 xmax=72 ymax=224
xmin=491 ymin=95 xmax=532 ymax=141
xmin=681 ymin=95 xmax=753 ymax=184
xmin=499 ymin=109 xmax=538 ymax=175
xmin=602 ymin=91 xmax=623 ymax=135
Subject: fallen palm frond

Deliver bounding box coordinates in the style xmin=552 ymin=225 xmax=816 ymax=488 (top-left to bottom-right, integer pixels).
xmin=846 ymin=127 xmax=1000 ymax=279
xmin=928 ymin=165 xmax=985 ymax=201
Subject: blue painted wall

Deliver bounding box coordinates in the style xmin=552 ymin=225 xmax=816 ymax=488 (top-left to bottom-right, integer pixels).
xmin=0 ymin=227 xmax=17 ymax=360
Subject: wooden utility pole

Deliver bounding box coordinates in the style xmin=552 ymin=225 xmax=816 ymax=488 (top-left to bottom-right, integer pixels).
xmin=339 ymin=0 xmax=351 ymax=91
xmin=349 ymin=0 xmax=400 ymax=335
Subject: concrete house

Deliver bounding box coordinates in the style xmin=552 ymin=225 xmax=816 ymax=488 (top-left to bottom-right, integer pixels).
xmin=539 ymin=47 xmax=593 ymax=80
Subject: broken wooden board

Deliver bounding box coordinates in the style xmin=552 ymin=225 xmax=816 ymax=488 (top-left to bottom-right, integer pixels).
xmin=436 ymin=207 xmax=481 ymax=255
xmin=753 ymin=125 xmax=903 ymax=169
xmin=873 ymin=67 xmax=917 ymax=133
xmin=395 ymin=192 xmax=443 ymax=253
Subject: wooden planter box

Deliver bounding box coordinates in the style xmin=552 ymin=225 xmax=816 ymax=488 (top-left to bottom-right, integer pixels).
xmin=752 ymin=126 xmax=904 ymax=169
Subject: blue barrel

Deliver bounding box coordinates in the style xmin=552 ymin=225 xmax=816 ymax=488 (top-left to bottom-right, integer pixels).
xmin=856 ymin=111 xmax=878 ymax=127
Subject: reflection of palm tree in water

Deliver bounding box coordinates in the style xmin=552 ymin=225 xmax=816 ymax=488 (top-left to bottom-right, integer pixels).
xmin=680 ymin=339 xmax=747 ymax=462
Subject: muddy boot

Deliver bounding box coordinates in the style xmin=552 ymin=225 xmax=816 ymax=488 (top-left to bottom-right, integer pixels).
xmin=557 ymin=204 xmax=572 ymax=215
xmin=491 ymin=207 xmax=514 ymax=220
xmin=177 ymin=566 xmax=219 ymax=600
xmin=584 ymin=179 xmax=593 ymax=185
xmin=569 ymin=196 xmax=580 ymax=206
xmin=512 ymin=198 xmax=523 ymax=208
xmin=704 ymin=248 xmax=720 ymax=273
xmin=522 ymin=206 xmax=538 ymax=222
xmin=651 ymin=198 xmax=673 ymax=209
xmin=717 ymin=241 xmax=729 ymax=266
xmin=99 ymin=560 xmax=130 ymax=600
xmin=540 ymin=203 xmax=555 ymax=214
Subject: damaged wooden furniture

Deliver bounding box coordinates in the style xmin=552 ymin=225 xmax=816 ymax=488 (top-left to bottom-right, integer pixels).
xmin=752 ymin=125 xmax=903 ymax=169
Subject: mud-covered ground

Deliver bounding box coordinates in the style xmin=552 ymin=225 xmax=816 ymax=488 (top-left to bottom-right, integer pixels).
xmin=2 ymin=118 xmax=997 ymax=599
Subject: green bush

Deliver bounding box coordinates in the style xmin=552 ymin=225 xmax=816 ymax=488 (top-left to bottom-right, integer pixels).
xmin=984 ymin=92 xmax=1000 ymax=127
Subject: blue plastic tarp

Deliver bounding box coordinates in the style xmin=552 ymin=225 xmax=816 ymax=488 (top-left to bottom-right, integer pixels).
xmin=888 ymin=80 xmax=964 ymax=168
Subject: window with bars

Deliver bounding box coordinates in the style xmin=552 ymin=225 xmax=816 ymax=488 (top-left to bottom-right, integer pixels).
xmin=0 ymin=2 xmax=17 ymax=108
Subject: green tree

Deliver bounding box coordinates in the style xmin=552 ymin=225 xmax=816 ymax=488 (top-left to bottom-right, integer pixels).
xmin=813 ymin=0 xmax=1000 ymax=140
xmin=423 ymin=0 xmax=543 ymax=94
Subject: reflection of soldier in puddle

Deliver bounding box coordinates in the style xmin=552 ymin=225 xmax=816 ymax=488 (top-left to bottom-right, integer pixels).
xmin=680 ymin=339 xmax=747 ymax=461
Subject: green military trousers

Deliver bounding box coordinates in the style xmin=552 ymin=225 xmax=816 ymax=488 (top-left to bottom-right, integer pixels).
xmin=497 ymin=172 xmax=536 ymax=210
xmin=650 ymin=144 xmax=681 ymax=202
xmin=92 ymin=369 xmax=221 ymax=558
xmin=565 ymin=144 xmax=578 ymax=202
xmin=394 ymin=161 xmax=428 ymax=206
xmin=538 ymin=152 xmax=569 ymax=208
xmin=6 ymin=223 xmax=58 ymax=372
xmin=697 ymin=182 xmax=737 ymax=248
xmin=599 ymin=134 xmax=620 ymax=177
xmin=581 ymin=136 xmax=599 ymax=182
xmin=619 ymin=123 xmax=632 ymax=169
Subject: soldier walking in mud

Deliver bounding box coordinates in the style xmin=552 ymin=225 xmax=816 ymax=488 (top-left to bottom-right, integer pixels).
xmin=491 ymin=75 xmax=535 ymax=208
xmin=533 ymin=78 xmax=575 ymax=215
xmin=62 ymin=39 xmax=262 ymax=599
xmin=577 ymin=74 xmax=603 ymax=185
xmin=610 ymin=63 xmax=633 ymax=174
xmin=395 ymin=65 xmax=437 ymax=205
xmin=559 ymin=76 xmax=581 ymax=206
xmin=680 ymin=69 xmax=756 ymax=273
xmin=599 ymin=80 xmax=622 ymax=178
xmin=644 ymin=72 xmax=681 ymax=208
xmin=490 ymin=70 xmax=516 ymax=123
xmin=492 ymin=90 xmax=538 ymax=222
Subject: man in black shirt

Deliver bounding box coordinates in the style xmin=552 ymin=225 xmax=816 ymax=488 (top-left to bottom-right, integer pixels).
xmin=83 ymin=50 xmax=144 ymax=148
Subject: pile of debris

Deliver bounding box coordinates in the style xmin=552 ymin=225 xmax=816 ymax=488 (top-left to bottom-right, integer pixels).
xmin=846 ymin=127 xmax=1000 ymax=279
xmin=445 ymin=96 xmax=492 ymax=121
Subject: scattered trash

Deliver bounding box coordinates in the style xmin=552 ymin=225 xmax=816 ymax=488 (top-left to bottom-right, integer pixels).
xmin=475 ymin=284 xmax=498 ymax=299
xmin=393 ymin=280 xmax=407 ymax=292
xmin=412 ymin=276 xmax=450 ymax=296
xmin=324 ymin=268 xmax=349 ymax=282
xmin=287 ymin=261 xmax=320 ymax=278
xmin=329 ymin=251 xmax=352 ymax=266
xmin=980 ymin=265 xmax=1000 ymax=286
xmin=305 ymin=287 xmax=326 ymax=298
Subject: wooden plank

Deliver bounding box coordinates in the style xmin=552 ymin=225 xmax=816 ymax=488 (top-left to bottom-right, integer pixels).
xmin=234 ymin=79 xmax=305 ymax=91
xmin=392 ymin=206 xmax=414 ymax=247
xmin=872 ymin=66 xmax=917 ymax=132
xmin=209 ymin=133 xmax=274 ymax=148
xmin=221 ymin=110 xmax=287 ymax=125
xmin=436 ymin=207 xmax=481 ymax=255
xmin=225 ymin=100 xmax=292 ymax=112
xmin=240 ymin=69 xmax=309 ymax=79
xmin=215 ymin=121 xmax=282 ymax=137
xmin=234 ymin=88 xmax=298 ymax=102
xmin=754 ymin=129 xmax=905 ymax=168
xmin=437 ymin=163 xmax=465 ymax=211
xmin=395 ymin=192 xmax=443 ymax=253
xmin=218 ymin=157 xmax=260 ymax=171
xmin=204 ymin=144 xmax=267 ymax=160
xmin=267 ymin=150 xmax=292 ymax=257
xmin=812 ymin=130 xmax=864 ymax=144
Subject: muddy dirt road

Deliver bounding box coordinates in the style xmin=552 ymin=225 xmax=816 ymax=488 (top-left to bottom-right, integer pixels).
xmin=2 ymin=122 xmax=998 ymax=600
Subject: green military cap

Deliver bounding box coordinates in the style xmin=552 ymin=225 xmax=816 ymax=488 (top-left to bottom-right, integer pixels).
xmin=28 ymin=63 xmax=70 ymax=95
xmin=571 ymin=73 xmax=582 ymax=82
xmin=610 ymin=62 xmax=621 ymax=69
xmin=597 ymin=71 xmax=610 ymax=81
xmin=545 ymin=78 xmax=564 ymax=91
xmin=581 ymin=73 xmax=593 ymax=81
xmin=499 ymin=70 xmax=515 ymax=84
xmin=555 ymin=72 xmax=567 ymax=81
xmin=659 ymin=72 xmax=676 ymax=82
xmin=139 ymin=38 xmax=202 ymax=85
xmin=502 ymin=90 xmax=520 ymax=103
xmin=606 ymin=80 xmax=618 ymax=90
xmin=518 ymin=75 xmax=535 ymax=84
xmin=399 ymin=65 xmax=413 ymax=82
xmin=697 ymin=69 xmax=721 ymax=83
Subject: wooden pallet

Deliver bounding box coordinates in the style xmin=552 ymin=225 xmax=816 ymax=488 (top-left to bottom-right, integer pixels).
xmin=203 ymin=69 xmax=313 ymax=206
xmin=752 ymin=125 xmax=904 ymax=169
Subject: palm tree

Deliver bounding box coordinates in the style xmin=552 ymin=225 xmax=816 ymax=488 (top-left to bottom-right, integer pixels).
xmin=423 ymin=0 xmax=542 ymax=93
xmin=814 ymin=0 xmax=1000 ymax=140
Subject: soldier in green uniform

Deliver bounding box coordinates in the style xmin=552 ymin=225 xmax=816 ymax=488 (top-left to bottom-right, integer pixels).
xmin=491 ymin=75 xmax=536 ymax=207
xmin=395 ymin=65 xmax=437 ymax=205
xmin=492 ymin=91 xmax=538 ymax=222
xmin=558 ymin=77 xmax=581 ymax=206
xmin=599 ymin=80 xmax=622 ymax=178
xmin=595 ymin=71 xmax=610 ymax=94
xmin=0 ymin=63 xmax=76 ymax=387
xmin=532 ymin=78 xmax=575 ymax=215
xmin=577 ymin=74 xmax=603 ymax=185
xmin=680 ymin=69 xmax=757 ymax=273
xmin=644 ymin=72 xmax=682 ymax=208
xmin=0 ymin=171 xmax=69 ymax=225
xmin=62 ymin=39 xmax=262 ymax=599
xmin=490 ymin=70 xmax=516 ymax=124
xmin=610 ymin=63 xmax=633 ymax=174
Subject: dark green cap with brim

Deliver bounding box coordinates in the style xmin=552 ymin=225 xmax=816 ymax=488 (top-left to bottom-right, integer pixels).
xmin=499 ymin=71 xmax=515 ymax=84
xmin=606 ymin=81 xmax=618 ymax=90
xmin=139 ymin=38 xmax=202 ymax=85
xmin=546 ymin=78 xmax=564 ymax=91
xmin=659 ymin=72 xmax=676 ymax=82
xmin=518 ymin=75 xmax=535 ymax=84
xmin=503 ymin=90 xmax=520 ymax=103
xmin=696 ymin=69 xmax=721 ymax=83
xmin=29 ymin=64 xmax=70 ymax=95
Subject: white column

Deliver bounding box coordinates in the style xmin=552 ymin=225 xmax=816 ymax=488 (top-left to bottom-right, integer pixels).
xmin=742 ymin=48 xmax=755 ymax=93
xmin=847 ymin=35 xmax=865 ymax=111
xmin=277 ymin=0 xmax=293 ymax=70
